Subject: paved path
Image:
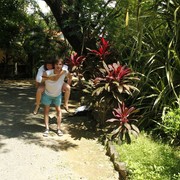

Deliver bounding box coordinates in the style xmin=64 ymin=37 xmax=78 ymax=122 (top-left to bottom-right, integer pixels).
xmin=0 ymin=80 xmax=119 ymax=180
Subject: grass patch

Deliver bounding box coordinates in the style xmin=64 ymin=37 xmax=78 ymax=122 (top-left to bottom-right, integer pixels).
xmin=115 ymin=133 xmax=180 ymax=180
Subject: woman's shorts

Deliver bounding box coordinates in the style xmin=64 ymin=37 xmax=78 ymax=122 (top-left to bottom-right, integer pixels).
xmin=41 ymin=93 xmax=62 ymax=106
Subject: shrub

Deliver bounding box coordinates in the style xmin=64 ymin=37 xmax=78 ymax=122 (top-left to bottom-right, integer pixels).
xmin=161 ymin=107 xmax=180 ymax=145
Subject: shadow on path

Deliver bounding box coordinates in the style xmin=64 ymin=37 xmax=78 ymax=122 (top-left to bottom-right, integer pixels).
xmin=0 ymin=80 xmax=100 ymax=152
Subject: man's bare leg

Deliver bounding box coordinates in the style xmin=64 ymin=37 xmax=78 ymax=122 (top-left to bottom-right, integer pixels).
xmin=62 ymin=83 xmax=71 ymax=112
xmin=55 ymin=106 xmax=63 ymax=136
xmin=43 ymin=105 xmax=50 ymax=137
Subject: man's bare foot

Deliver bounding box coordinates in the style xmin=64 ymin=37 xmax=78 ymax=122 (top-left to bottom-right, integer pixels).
xmin=33 ymin=105 xmax=40 ymax=115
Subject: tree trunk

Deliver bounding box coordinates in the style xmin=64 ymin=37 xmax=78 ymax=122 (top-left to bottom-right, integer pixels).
xmin=44 ymin=0 xmax=96 ymax=55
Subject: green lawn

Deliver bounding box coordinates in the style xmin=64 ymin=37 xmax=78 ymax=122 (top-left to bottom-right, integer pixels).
xmin=115 ymin=133 xmax=180 ymax=180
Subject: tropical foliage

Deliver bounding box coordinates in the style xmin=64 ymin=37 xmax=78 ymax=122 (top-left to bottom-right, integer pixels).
xmin=161 ymin=107 xmax=180 ymax=145
xmin=1 ymin=0 xmax=180 ymax=145
xmin=107 ymin=102 xmax=139 ymax=144
xmin=67 ymin=37 xmax=140 ymax=143
xmin=103 ymin=0 xmax=180 ymax=145
xmin=0 ymin=0 xmax=71 ymax=78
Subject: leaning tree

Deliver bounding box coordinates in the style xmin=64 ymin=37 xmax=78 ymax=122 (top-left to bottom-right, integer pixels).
xmin=44 ymin=0 xmax=122 ymax=55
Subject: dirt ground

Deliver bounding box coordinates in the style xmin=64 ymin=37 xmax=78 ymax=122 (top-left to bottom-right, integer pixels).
xmin=0 ymin=80 xmax=119 ymax=180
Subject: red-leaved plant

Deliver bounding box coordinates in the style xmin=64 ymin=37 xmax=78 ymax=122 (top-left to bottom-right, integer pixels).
xmin=107 ymin=62 xmax=131 ymax=82
xmin=69 ymin=37 xmax=140 ymax=140
xmin=107 ymin=102 xmax=139 ymax=144
xmin=66 ymin=52 xmax=86 ymax=87
xmin=81 ymin=37 xmax=140 ymax=128
xmin=68 ymin=52 xmax=85 ymax=73
xmin=88 ymin=37 xmax=110 ymax=60
xmin=92 ymin=61 xmax=139 ymax=103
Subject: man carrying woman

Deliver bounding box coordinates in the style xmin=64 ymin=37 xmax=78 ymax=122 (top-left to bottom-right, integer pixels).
xmin=41 ymin=57 xmax=69 ymax=137
xmin=33 ymin=58 xmax=71 ymax=115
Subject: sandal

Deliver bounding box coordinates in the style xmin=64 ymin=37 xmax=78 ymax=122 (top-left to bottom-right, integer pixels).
xmin=57 ymin=129 xmax=63 ymax=136
xmin=43 ymin=129 xmax=49 ymax=137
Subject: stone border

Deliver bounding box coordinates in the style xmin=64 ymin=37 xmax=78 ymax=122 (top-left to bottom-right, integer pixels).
xmin=103 ymin=138 xmax=128 ymax=180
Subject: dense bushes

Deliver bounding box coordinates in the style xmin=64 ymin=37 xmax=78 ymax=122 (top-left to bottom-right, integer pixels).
xmin=161 ymin=107 xmax=180 ymax=145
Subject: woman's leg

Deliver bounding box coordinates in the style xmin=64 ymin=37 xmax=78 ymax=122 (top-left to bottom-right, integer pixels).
xmin=33 ymin=85 xmax=45 ymax=114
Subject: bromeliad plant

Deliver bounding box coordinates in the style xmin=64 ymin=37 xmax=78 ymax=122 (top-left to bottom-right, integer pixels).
xmin=107 ymin=102 xmax=140 ymax=144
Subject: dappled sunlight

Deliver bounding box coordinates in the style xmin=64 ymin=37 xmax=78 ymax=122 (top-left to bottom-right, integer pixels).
xmin=0 ymin=80 xmax=99 ymax=152
xmin=0 ymin=142 xmax=6 ymax=150
xmin=25 ymin=138 xmax=79 ymax=152
xmin=63 ymin=115 xmax=101 ymax=141
xmin=0 ymin=80 xmax=119 ymax=179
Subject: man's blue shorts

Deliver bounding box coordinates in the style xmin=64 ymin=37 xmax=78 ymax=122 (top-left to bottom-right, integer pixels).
xmin=41 ymin=93 xmax=62 ymax=106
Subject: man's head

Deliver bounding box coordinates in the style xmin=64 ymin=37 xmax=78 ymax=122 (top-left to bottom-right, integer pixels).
xmin=54 ymin=58 xmax=63 ymax=71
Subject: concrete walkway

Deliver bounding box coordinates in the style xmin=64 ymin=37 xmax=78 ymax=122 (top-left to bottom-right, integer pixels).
xmin=0 ymin=80 xmax=119 ymax=180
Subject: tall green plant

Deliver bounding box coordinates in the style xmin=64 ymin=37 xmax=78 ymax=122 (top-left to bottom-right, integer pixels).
xmin=135 ymin=0 xmax=180 ymax=130
xmin=111 ymin=0 xmax=180 ymax=135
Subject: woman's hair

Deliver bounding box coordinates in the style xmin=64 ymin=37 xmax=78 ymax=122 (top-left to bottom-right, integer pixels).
xmin=44 ymin=57 xmax=55 ymax=70
xmin=44 ymin=56 xmax=64 ymax=70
